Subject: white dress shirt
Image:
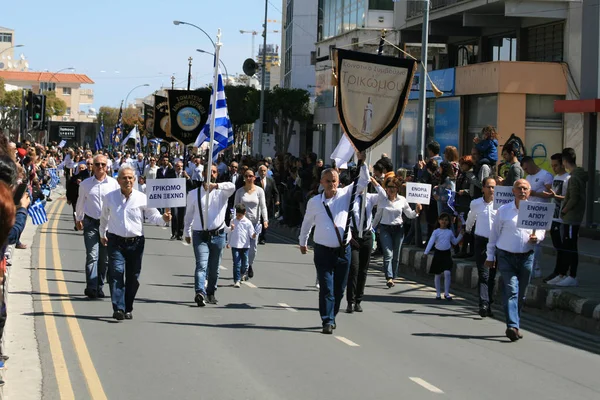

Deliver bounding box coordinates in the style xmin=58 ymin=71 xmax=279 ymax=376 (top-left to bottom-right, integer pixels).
xmin=351 ymin=192 xmax=381 ymax=232
xmin=424 ymin=229 xmax=463 ymax=255
xmin=486 ymin=201 xmax=546 ymax=261
xmin=299 ymin=164 xmax=370 ymax=247
xmin=113 ymin=157 xmax=121 ymax=172
xmin=190 ymin=165 xmax=204 ymax=181
xmin=465 ymin=197 xmax=496 ymax=238
xmin=373 ymin=186 xmax=418 ymax=226
xmin=76 ymin=175 xmax=120 ymax=221
xmin=230 ymin=173 xmax=239 ymax=184
xmin=226 ymin=216 xmax=256 ymax=249
xmin=64 ymin=154 xmax=74 ymax=169
xmin=100 ymin=189 xmax=166 ymax=238
xmin=184 ymin=182 xmax=236 ymax=236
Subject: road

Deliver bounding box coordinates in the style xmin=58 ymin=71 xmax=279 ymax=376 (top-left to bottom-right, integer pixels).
xmin=27 ymin=198 xmax=600 ymax=400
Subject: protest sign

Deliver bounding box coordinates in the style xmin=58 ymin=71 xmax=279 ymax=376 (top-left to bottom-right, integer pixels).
xmin=146 ymin=178 xmax=187 ymax=208
xmin=405 ymin=183 xmax=431 ymax=205
xmin=517 ymin=201 xmax=555 ymax=231
xmin=494 ymin=186 xmax=515 ymax=209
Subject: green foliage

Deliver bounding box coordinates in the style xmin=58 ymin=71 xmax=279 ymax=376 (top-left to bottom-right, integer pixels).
xmin=265 ymin=87 xmax=311 ymax=153
xmin=223 ymin=85 xmax=260 ymax=151
xmin=44 ymin=91 xmax=67 ymax=116
xmin=97 ymin=105 xmax=143 ymax=135
xmin=0 ymin=77 xmax=5 ymax=101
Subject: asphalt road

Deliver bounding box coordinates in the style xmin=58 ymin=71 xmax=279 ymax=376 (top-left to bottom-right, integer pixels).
xmin=30 ymin=198 xmax=600 ymax=400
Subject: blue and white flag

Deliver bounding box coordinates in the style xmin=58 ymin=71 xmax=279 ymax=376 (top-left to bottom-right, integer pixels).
xmin=28 ymin=200 xmax=48 ymax=225
xmin=446 ymin=189 xmax=458 ymax=216
xmin=95 ymin=121 xmax=105 ymax=151
xmin=57 ymin=140 xmax=67 ymax=148
xmin=194 ymin=71 xmax=233 ymax=160
xmin=121 ymin=126 xmax=140 ymax=148
xmin=48 ymin=168 xmax=60 ymax=188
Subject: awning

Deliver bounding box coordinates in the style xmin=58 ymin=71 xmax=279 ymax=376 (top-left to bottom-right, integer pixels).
xmin=554 ymin=99 xmax=600 ymax=113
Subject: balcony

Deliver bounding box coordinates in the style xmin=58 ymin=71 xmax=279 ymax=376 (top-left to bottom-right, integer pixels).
xmin=407 ymin=0 xmax=469 ymax=19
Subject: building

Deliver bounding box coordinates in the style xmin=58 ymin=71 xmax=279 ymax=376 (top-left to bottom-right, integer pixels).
xmin=257 ymin=44 xmax=281 ymax=90
xmin=0 ymin=71 xmax=95 ymax=122
xmin=0 ymin=26 xmax=29 ymax=71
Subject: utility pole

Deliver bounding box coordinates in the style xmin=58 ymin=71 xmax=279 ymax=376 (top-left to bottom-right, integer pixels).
xmin=416 ymin=0 xmax=430 ymax=160
xmin=187 ymin=57 xmax=193 ymax=90
xmin=258 ymin=0 xmax=268 ymax=156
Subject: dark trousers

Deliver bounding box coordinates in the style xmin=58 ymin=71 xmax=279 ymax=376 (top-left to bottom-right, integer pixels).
xmin=474 ymin=235 xmax=496 ymax=307
xmin=550 ymin=221 xmax=564 ymax=275
xmin=347 ymin=232 xmax=373 ymax=305
xmin=107 ymin=234 xmax=145 ymax=313
xmin=560 ymin=224 xmax=580 ymax=277
xmin=171 ymin=206 xmax=186 ymax=237
xmin=314 ymin=244 xmax=351 ymax=326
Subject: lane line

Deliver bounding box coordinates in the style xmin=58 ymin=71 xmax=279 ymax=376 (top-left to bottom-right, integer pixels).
xmin=277 ymin=303 xmax=298 ymax=312
xmin=38 ymin=201 xmax=76 ymax=400
xmin=335 ymin=336 xmax=360 ymax=347
xmin=243 ymin=281 xmax=257 ymax=289
xmin=409 ymin=377 xmax=444 ymax=394
xmin=219 ymin=265 xmax=228 ymax=270
xmin=50 ymin=201 xmax=108 ymax=400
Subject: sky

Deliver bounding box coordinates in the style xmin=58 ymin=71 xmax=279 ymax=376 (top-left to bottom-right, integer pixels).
xmin=2 ymin=0 xmax=283 ymax=110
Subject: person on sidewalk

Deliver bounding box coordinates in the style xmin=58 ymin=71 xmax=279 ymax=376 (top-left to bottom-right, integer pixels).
xmin=485 ymin=179 xmax=545 ymax=342
xmin=465 ymin=177 xmax=497 ymax=317
xmin=184 ymin=165 xmax=236 ymax=306
xmin=554 ymin=147 xmax=588 ymax=287
xmin=226 ymin=204 xmax=257 ymax=287
xmin=543 ymin=153 xmax=570 ymax=284
xmin=75 ymin=154 xmax=119 ymax=299
xmin=100 ymin=165 xmax=171 ymax=320
xmin=521 ymin=156 xmax=553 ymax=279
xmin=299 ymin=158 xmax=369 ymax=334
xmin=497 ymin=144 xmax=524 ymax=187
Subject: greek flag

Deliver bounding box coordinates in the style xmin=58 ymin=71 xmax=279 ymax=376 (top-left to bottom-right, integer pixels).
xmin=95 ymin=121 xmax=105 ymax=151
xmin=48 ymin=168 xmax=60 ymax=188
xmin=111 ymin=103 xmax=124 ymax=147
xmin=28 ymin=200 xmax=48 ymax=225
xmin=194 ymin=71 xmax=233 ymax=160
xmin=446 ymin=188 xmax=458 ymax=216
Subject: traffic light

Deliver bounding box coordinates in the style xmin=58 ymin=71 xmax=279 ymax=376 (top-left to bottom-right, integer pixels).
xmin=32 ymin=94 xmax=45 ymax=122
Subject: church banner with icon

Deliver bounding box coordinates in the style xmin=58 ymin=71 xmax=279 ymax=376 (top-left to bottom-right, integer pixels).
xmin=153 ymin=95 xmax=172 ymax=141
xmin=144 ymin=103 xmax=154 ymax=136
xmin=166 ymin=90 xmax=211 ymax=144
xmin=334 ymin=49 xmax=417 ymax=152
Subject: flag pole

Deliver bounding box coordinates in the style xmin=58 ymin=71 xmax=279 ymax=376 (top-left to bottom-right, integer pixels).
xmin=204 ymin=29 xmax=222 ymax=229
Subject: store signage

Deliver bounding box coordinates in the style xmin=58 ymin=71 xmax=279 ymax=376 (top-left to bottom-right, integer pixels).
xmin=58 ymin=126 xmax=76 ymax=138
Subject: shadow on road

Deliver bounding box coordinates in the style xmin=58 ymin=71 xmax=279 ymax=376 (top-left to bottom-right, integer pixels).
xmin=156 ymin=320 xmax=322 ymax=333
xmin=413 ymin=332 xmax=507 ymax=343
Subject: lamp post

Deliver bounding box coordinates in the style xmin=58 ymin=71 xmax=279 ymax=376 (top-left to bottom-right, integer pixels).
xmin=258 ymin=0 xmax=268 ymax=156
xmin=0 ymin=44 xmax=24 ymax=58
xmin=196 ymin=49 xmax=230 ymax=82
xmin=416 ymin=0 xmax=430 ymax=161
xmin=42 ymin=67 xmax=75 ymax=93
xmin=124 ymin=84 xmax=150 ymax=109
xmin=173 ymin=20 xmax=216 ymax=49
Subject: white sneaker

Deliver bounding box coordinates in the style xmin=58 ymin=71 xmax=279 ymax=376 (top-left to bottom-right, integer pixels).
xmin=315 ymin=279 xmax=320 ymax=290
xmin=556 ymin=276 xmax=578 ymax=287
xmin=533 ymin=267 xmax=542 ymax=278
xmin=547 ymin=275 xmax=566 ymax=285
xmin=234 ymin=281 xmax=241 ymax=288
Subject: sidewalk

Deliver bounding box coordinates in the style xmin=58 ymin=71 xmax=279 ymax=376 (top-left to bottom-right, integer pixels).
xmin=270 ymin=220 xmax=600 ymax=336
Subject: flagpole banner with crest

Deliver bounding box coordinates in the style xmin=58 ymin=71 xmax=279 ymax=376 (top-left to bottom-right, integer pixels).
xmin=153 ymin=95 xmax=172 ymax=141
xmin=333 ymin=49 xmax=417 ymax=152
xmin=144 ymin=103 xmax=154 ymax=136
xmin=166 ymin=90 xmax=211 ymax=145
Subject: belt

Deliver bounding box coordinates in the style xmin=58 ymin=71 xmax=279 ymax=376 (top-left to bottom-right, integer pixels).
xmin=474 ymin=234 xmax=489 ymax=240
xmin=84 ymin=214 xmax=100 ymax=223
xmin=314 ymin=243 xmax=349 ymax=251
xmin=351 ymin=229 xmax=372 ymax=238
xmin=195 ymin=227 xmax=225 ymax=236
xmin=497 ymin=247 xmax=533 ymax=256
xmin=107 ymin=232 xmax=143 ymax=243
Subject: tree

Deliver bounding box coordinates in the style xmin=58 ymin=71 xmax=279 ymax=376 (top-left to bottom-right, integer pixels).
xmin=224 ymin=85 xmax=260 ymax=151
xmin=266 ymin=87 xmax=311 ymax=153
xmin=0 ymin=89 xmax=23 ymax=133
xmin=44 ymin=90 xmax=67 ymax=117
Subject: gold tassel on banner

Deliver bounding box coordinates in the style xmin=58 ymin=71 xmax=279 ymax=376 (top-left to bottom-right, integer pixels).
xmin=431 ymin=82 xmax=443 ymax=98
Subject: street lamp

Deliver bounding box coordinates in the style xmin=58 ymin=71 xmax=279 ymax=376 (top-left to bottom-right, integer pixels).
xmin=173 ymin=20 xmax=216 ymax=49
xmin=124 ymin=84 xmax=150 ymax=108
xmin=42 ymin=67 xmax=75 ymax=92
xmin=196 ymin=49 xmax=230 ymax=82
xmin=0 ymin=44 xmax=24 ymax=58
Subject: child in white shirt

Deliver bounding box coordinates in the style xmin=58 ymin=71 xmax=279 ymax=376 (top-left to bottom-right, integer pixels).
xmin=226 ymin=204 xmax=257 ymax=287
xmin=424 ymin=213 xmax=464 ymax=300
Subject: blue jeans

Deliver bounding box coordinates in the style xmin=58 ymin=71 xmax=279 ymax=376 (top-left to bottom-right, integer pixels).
xmin=379 ymin=224 xmax=405 ymax=279
xmin=314 ymin=244 xmax=351 ymax=326
xmin=496 ymin=248 xmax=534 ymax=329
xmin=231 ymin=248 xmax=249 ymax=282
xmin=83 ymin=216 xmax=107 ymax=292
xmin=107 ymin=234 xmax=145 ymax=312
xmin=192 ymin=231 xmax=226 ymax=295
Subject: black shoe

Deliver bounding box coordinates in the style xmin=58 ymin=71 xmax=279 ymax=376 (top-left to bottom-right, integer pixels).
xmin=207 ymin=294 xmax=218 ymax=304
xmin=248 ymin=265 xmax=254 ymax=279
xmin=177 ymin=236 xmax=183 ymax=241
xmin=84 ymin=288 xmax=97 ymax=299
xmin=505 ymin=327 xmax=519 ymax=342
xmin=487 ymin=307 xmax=494 ymax=318
xmin=97 ymin=289 xmax=105 ymax=299
xmin=332 ymin=323 xmax=336 ymax=330
xmin=322 ymin=324 xmax=333 ymax=334
xmin=259 ymin=239 xmax=266 ymax=245
xmin=195 ymin=293 xmax=206 ymax=307
xmin=346 ymin=303 xmax=354 ymax=314
xmin=124 ymin=312 xmax=133 ymax=320
xmin=113 ymin=310 xmax=125 ymax=321
xmin=170 ymin=235 xmax=177 ymax=240
xmin=354 ymin=303 xmax=363 ymax=312
xmin=479 ymin=305 xmax=488 ymax=318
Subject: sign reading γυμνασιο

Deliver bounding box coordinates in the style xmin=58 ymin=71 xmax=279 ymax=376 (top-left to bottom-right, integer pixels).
xmin=146 ymin=178 xmax=187 ymax=208
xmin=493 ymin=186 xmax=515 ymax=210
xmin=405 ymin=182 xmax=432 ymax=205
xmin=516 ymin=201 xmax=555 ymax=231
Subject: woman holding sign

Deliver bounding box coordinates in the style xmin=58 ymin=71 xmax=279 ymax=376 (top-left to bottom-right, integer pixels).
xmin=373 ymin=177 xmax=422 ymax=288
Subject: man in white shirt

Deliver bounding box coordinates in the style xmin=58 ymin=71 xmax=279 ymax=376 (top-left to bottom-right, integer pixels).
xmin=521 ymin=156 xmax=553 ymax=279
xmin=465 ymin=176 xmax=497 ymax=317
xmin=75 ymin=154 xmax=120 ymax=299
xmin=543 ymin=153 xmax=570 ymax=284
xmin=134 ymin=153 xmax=147 ymax=178
xmin=299 ymin=158 xmax=369 ymax=334
xmin=184 ymin=164 xmax=236 ymax=307
xmin=99 ymin=164 xmax=171 ymax=320
xmin=485 ymin=179 xmax=545 ymax=341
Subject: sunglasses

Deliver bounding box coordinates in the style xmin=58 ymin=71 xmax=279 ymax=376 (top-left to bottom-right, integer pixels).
xmin=94 ymin=163 xmax=107 ymax=167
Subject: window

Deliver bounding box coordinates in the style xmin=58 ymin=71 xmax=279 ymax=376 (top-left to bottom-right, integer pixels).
xmin=527 ymin=22 xmax=564 ymax=62
xmin=369 ymin=0 xmax=393 ymax=10
xmin=66 ymin=107 xmax=71 ymax=115
xmin=63 ymin=87 xmax=72 ymax=95
xmin=0 ymin=33 xmax=12 ymax=43
xmin=492 ymin=37 xmax=517 ymax=61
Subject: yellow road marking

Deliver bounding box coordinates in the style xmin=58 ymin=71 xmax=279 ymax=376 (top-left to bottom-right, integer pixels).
xmin=50 ymin=200 xmax=108 ymax=400
xmin=38 ymin=201 xmax=76 ymax=399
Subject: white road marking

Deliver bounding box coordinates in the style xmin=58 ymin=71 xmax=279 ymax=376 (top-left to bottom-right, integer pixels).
xmin=409 ymin=377 xmax=444 ymax=394
xmin=335 ymin=336 xmax=360 ymax=347
xmin=180 ymin=241 xmax=189 ymax=246
xmin=243 ymin=281 xmax=257 ymax=289
xmin=219 ymin=265 xmax=227 ymax=270
xmin=277 ymin=303 xmax=298 ymax=312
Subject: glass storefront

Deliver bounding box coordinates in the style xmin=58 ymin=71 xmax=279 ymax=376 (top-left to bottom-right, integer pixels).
xmin=592 ymin=115 xmax=600 ymax=229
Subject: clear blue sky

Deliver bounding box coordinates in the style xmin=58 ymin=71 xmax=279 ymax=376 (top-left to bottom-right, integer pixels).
xmin=2 ymin=0 xmax=284 ymax=109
